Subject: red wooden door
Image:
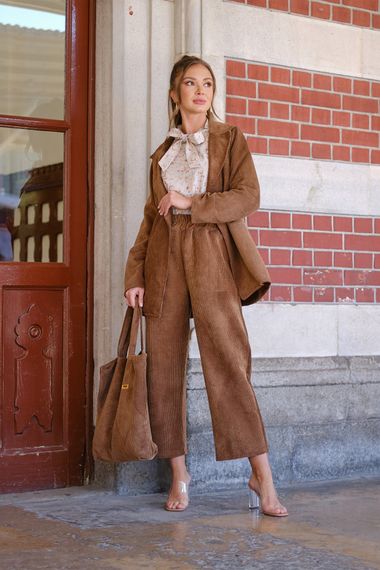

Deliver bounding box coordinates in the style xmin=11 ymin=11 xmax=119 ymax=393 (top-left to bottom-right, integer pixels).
xmin=0 ymin=0 xmax=93 ymax=492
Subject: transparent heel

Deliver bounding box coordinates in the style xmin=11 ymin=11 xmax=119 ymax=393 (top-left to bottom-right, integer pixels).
xmin=248 ymin=482 xmax=289 ymax=516
xmin=248 ymin=487 xmax=260 ymax=510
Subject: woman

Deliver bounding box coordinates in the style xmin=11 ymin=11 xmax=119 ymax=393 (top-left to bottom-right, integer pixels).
xmin=124 ymin=55 xmax=288 ymax=517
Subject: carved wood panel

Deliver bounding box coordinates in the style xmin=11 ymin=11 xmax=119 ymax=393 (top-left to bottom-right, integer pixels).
xmin=2 ymin=289 xmax=64 ymax=450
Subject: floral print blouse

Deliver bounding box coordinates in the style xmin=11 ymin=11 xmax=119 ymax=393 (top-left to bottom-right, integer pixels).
xmin=158 ymin=118 xmax=209 ymax=214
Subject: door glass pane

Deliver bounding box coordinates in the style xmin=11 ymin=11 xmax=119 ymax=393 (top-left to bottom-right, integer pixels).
xmin=0 ymin=126 xmax=64 ymax=262
xmin=0 ymin=1 xmax=66 ymax=119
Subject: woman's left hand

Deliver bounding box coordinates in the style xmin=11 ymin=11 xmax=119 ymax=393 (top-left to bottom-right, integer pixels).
xmin=157 ymin=191 xmax=192 ymax=216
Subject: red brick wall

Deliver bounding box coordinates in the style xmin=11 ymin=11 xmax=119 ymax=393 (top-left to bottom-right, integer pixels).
xmin=228 ymin=0 xmax=380 ymax=30
xmin=248 ymin=210 xmax=380 ymax=303
xmin=226 ymin=59 xmax=380 ymax=165
xmin=225 ymin=56 xmax=380 ymax=304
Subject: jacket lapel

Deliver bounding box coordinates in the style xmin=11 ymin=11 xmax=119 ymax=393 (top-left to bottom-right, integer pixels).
xmin=206 ymin=120 xmax=231 ymax=193
xmin=149 ymin=119 xmax=231 ymax=226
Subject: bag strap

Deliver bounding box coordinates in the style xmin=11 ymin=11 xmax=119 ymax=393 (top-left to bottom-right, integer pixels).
xmin=117 ymin=305 xmax=144 ymax=358
xmin=128 ymin=305 xmax=144 ymax=356
xmin=117 ymin=306 xmax=133 ymax=357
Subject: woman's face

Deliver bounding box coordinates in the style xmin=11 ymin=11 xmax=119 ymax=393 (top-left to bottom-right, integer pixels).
xmin=171 ymin=64 xmax=214 ymax=118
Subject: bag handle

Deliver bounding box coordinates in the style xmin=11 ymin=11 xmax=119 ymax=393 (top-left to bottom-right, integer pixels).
xmin=117 ymin=305 xmax=144 ymax=358
xmin=128 ymin=305 xmax=144 ymax=356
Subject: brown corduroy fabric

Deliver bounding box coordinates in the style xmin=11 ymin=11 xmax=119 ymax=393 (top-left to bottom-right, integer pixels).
xmin=145 ymin=213 xmax=269 ymax=462
xmin=124 ymin=120 xmax=272 ymax=319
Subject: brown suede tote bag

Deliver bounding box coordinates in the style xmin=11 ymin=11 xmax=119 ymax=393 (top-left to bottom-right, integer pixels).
xmin=92 ymin=305 xmax=158 ymax=462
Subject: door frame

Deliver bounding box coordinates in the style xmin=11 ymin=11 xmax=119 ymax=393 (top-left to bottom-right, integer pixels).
xmin=84 ymin=0 xmax=96 ymax=484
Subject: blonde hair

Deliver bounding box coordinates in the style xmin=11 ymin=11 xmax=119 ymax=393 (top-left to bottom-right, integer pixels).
xmin=168 ymin=54 xmax=222 ymax=128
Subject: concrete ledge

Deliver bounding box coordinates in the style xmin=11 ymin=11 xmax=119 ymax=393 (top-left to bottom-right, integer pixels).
xmin=186 ymin=419 xmax=380 ymax=491
xmin=94 ymin=355 xmax=380 ymax=495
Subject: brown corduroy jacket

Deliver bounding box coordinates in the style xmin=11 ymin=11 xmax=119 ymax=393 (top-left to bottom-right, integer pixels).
xmin=124 ymin=118 xmax=271 ymax=318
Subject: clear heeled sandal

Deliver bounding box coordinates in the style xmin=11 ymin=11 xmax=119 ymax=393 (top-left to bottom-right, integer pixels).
xmin=164 ymin=479 xmax=190 ymax=512
xmin=248 ymin=483 xmax=288 ymax=517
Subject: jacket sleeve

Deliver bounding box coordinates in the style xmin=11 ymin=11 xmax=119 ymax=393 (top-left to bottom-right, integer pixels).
xmin=124 ymin=163 xmax=157 ymax=292
xmin=190 ymin=126 xmax=260 ymax=223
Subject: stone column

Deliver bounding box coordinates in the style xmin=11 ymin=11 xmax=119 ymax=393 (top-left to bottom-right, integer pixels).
xmin=174 ymin=0 xmax=201 ymax=56
xmin=172 ymin=0 xmax=226 ymax=154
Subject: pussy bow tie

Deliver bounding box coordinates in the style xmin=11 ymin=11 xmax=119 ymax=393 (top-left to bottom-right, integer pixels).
xmin=158 ymin=127 xmax=207 ymax=171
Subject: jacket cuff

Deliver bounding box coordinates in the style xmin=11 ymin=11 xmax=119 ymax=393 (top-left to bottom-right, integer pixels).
xmin=124 ymin=265 xmax=145 ymax=292
xmin=190 ymin=193 xmax=217 ymax=223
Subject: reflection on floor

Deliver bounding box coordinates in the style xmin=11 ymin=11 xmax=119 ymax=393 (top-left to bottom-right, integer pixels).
xmin=0 ymin=475 xmax=379 ymax=569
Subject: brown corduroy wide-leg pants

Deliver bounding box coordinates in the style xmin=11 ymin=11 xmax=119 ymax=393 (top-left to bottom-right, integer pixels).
xmin=145 ymin=213 xmax=269 ymax=461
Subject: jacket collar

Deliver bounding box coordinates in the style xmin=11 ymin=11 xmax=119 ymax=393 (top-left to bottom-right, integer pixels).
xmin=150 ymin=119 xmax=232 ymax=211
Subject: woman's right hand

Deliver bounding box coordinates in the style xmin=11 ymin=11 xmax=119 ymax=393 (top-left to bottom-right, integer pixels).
xmin=124 ymin=287 xmax=144 ymax=308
